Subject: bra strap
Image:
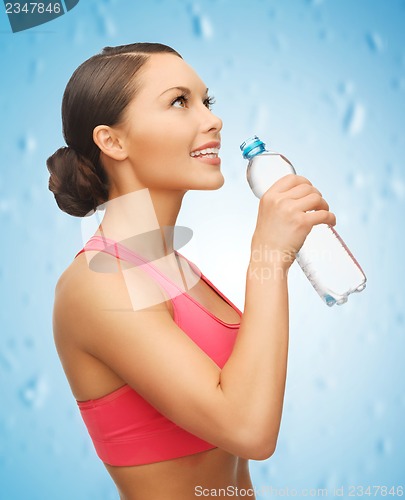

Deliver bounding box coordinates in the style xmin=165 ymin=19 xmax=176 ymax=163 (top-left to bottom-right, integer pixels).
xmin=77 ymin=235 xmax=191 ymax=300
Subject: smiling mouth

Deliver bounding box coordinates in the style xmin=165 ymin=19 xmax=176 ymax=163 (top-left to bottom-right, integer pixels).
xmin=190 ymin=147 xmax=220 ymax=159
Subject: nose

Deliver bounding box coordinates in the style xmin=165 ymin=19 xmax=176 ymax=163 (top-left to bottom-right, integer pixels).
xmin=201 ymin=104 xmax=223 ymax=134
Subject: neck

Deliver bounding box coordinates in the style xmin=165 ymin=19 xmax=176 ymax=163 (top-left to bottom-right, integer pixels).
xmin=95 ymin=188 xmax=186 ymax=261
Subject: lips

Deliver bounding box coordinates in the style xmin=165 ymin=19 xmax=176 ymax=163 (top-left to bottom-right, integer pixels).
xmin=190 ymin=141 xmax=221 ymax=158
xmin=190 ymin=147 xmax=220 ymax=158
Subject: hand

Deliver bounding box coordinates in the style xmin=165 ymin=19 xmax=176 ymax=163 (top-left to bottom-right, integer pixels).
xmin=251 ymin=174 xmax=336 ymax=268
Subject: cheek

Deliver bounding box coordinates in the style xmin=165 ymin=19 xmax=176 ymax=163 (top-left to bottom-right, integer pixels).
xmin=130 ymin=115 xmax=188 ymax=157
xmin=131 ymin=123 xmax=191 ymax=166
xmin=129 ymin=134 xmax=192 ymax=188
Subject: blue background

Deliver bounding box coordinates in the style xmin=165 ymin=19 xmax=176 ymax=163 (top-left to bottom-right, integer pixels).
xmin=1 ymin=0 xmax=404 ymax=498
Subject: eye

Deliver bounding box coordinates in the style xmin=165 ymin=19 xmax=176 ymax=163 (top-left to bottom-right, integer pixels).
xmin=204 ymin=95 xmax=216 ymax=110
xmin=171 ymin=95 xmax=188 ymax=108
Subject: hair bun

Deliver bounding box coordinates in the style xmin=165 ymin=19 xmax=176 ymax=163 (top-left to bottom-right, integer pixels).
xmin=47 ymin=146 xmax=108 ymax=217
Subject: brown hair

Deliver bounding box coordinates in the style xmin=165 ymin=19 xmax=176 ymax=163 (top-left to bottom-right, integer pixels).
xmin=46 ymin=42 xmax=182 ymax=217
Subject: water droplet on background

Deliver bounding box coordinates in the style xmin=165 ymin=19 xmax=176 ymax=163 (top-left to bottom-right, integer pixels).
xmin=96 ymin=5 xmax=117 ymax=37
xmin=391 ymin=76 xmax=405 ymax=91
xmin=343 ymin=102 xmax=366 ymax=136
xmin=314 ymin=376 xmax=327 ymax=390
xmin=80 ymin=437 xmax=94 ymax=460
xmin=0 ymin=199 xmax=12 ymax=215
xmin=267 ymin=7 xmax=276 ymax=18
xmin=21 ymin=292 xmax=30 ymax=308
xmin=24 ymin=336 xmax=35 ymax=349
xmin=375 ymin=437 xmax=393 ymax=456
xmin=20 ymin=375 xmax=49 ymax=409
xmin=323 ymin=471 xmax=341 ymax=491
xmin=378 ymin=164 xmax=405 ymax=202
xmin=314 ymin=376 xmax=337 ymax=391
xmin=347 ymin=171 xmax=367 ymax=190
xmin=395 ymin=310 xmax=404 ymax=325
xmin=103 ymin=487 xmax=120 ymax=500
xmin=366 ymin=32 xmax=384 ymax=53
xmin=28 ymin=59 xmax=45 ymax=82
xmin=390 ymin=177 xmax=405 ymax=200
xmin=0 ymin=349 xmax=18 ymax=372
xmin=70 ymin=19 xmax=85 ymax=45
xmin=370 ymin=399 xmax=386 ymax=419
xmin=270 ymin=33 xmax=288 ymax=51
xmin=337 ymin=80 xmax=355 ymax=96
xmin=250 ymin=105 xmax=269 ymax=132
xmin=318 ymin=28 xmax=334 ymax=42
xmin=189 ymin=5 xmax=214 ymax=39
xmin=18 ymin=134 xmax=37 ymax=154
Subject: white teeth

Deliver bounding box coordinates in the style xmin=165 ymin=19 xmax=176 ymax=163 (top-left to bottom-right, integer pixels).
xmin=190 ymin=147 xmax=220 ymax=157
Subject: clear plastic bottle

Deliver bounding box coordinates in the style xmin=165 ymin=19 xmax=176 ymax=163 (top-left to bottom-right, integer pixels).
xmin=240 ymin=136 xmax=366 ymax=306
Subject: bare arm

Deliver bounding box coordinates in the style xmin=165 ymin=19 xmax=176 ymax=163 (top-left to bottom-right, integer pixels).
xmin=217 ymin=259 xmax=289 ymax=459
xmin=54 ymin=174 xmax=335 ymax=461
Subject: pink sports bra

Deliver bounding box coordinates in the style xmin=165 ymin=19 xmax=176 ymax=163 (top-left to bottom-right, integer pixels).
xmin=74 ymin=235 xmax=242 ymax=466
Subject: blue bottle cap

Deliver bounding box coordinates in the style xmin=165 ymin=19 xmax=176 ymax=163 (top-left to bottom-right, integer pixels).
xmin=240 ymin=136 xmax=267 ymax=159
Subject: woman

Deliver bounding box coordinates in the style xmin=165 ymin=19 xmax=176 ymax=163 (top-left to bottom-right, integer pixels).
xmin=47 ymin=43 xmax=335 ymax=499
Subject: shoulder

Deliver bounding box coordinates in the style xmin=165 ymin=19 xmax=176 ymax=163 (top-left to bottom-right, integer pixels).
xmin=53 ymin=250 xmax=174 ymax=347
xmin=55 ymin=251 xmax=131 ymax=310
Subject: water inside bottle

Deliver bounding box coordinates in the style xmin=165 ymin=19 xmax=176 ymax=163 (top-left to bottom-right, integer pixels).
xmin=296 ymin=224 xmax=366 ymax=306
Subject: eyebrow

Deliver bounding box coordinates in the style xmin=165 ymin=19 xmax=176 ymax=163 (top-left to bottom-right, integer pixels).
xmin=159 ymin=86 xmax=209 ymax=97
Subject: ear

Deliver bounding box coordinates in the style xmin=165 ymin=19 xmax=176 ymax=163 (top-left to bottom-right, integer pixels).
xmin=93 ymin=125 xmax=128 ymax=161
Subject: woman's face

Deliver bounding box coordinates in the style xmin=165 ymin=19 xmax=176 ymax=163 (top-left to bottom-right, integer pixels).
xmin=116 ymin=53 xmax=224 ymax=192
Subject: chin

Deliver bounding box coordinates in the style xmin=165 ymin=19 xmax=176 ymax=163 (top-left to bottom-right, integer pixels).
xmin=197 ymin=171 xmax=225 ymax=191
xmin=213 ymin=174 xmax=225 ymax=189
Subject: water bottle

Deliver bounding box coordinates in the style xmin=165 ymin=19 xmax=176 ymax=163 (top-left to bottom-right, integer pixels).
xmin=240 ymin=136 xmax=366 ymax=307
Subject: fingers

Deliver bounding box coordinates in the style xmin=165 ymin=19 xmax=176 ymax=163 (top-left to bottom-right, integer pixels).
xmin=272 ymin=175 xmax=334 ymax=225
xmin=280 ymin=182 xmax=322 ymax=201
xmin=293 ymin=192 xmax=329 ymax=212
xmin=261 ymin=173 xmax=336 ymax=228
xmin=305 ymin=209 xmax=337 ymax=227
xmin=269 ymin=174 xmax=313 ymax=194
